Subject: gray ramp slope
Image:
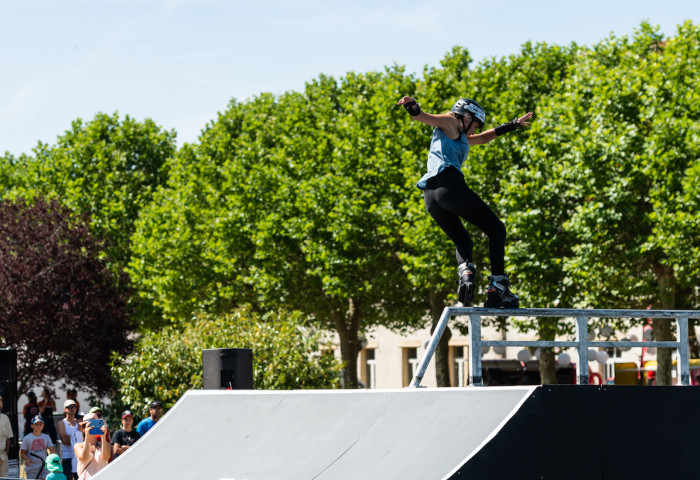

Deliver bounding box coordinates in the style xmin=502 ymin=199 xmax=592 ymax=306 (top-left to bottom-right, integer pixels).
xmin=94 ymin=386 xmax=535 ymax=480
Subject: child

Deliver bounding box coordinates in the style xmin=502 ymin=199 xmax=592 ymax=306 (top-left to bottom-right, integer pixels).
xmin=397 ymin=95 xmax=532 ymax=308
xmin=45 ymin=453 xmax=67 ymax=480
xmin=20 ymin=415 xmax=57 ymax=479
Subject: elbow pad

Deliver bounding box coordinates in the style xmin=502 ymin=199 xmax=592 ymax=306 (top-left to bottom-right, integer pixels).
xmin=403 ymin=101 xmax=422 ymax=117
xmin=494 ymin=117 xmax=520 ymax=136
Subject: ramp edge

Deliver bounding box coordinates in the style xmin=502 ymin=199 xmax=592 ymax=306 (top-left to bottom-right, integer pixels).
xmin=441 ymin=385 xmax=539 ymax=479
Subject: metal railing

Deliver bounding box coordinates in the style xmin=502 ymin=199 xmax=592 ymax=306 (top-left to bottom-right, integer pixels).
xmin=409 ymin=307 xmax=700 ymax=387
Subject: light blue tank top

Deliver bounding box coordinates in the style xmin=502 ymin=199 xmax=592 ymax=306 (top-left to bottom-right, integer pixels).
xmin=416 ymin=127 xmax=470 ymax=190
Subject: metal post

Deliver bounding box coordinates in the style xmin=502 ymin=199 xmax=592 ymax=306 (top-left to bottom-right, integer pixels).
xmin=575 ymin=316 xmax=589 ymax=385
xmin=677 ymin=317 xmax=690 ymax=386
xmin=469 ymin=314 xmax=483 ymax=386
xmin=409 ymin=307 xmax=452 ymax=388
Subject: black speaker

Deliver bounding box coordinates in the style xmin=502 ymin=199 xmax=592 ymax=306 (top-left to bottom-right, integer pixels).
xmin=202 ymin=348 xmax=253 ymax=390
xmin=0 ymin=348 xmax=19 ymax=460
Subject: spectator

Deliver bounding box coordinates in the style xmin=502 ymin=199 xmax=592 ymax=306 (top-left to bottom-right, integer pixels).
xmin=112 ymin=410 xmax=141 ymax=458
xmin=65 ymin=390 xmax=80 ymax=413
xmin=88 ymin=407 xmax=112 ymax=462
xmin=0 ymin=395 xmax=14 ymax=478
xmin=69 ymin=413 xmax=85 ymax=477
xmin=112 ymin=410 xmax=141 ymax=459
xmin=22 ymin=391 xmax=40 ymax=436
xmin=39 ymin=388 xmax=58 ymax=444
xmin=20 ymin=415 xmax=57 ymax=480
xmin=73 ymin=413 xmax=109 ymax=480
xmin=45 ymin=453 xmax=67 ymax=480
xmin=136 ymin=400 xmax=163 ymax=436
xmin=58 ymin=400 xmax=79 ymax=479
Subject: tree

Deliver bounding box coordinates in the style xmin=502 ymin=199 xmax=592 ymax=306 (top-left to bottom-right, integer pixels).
xmin=0 ymin=197 xmax=132 ymax=395
xmin=502 ymin=22 xmax=700 ymax=383
xmin=130 ymin=68 xmax=429 ymax=387
xmin=2 ymin=113 xmax=176 ymax=328
xmin=109 ymin=306 xmax=342 ymax=424
xmin=558 ymin=22 xmax=700 ymax=383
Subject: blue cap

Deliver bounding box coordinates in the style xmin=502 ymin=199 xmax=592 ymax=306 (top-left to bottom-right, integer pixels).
xmin=31 ymin=415 xmax=44 ymax=424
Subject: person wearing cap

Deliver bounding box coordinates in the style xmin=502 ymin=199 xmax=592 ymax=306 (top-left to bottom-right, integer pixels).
xmin=45 ymin=453 xmax=67 ymax=480
xmin=20 ymin=414 xmax=57 ymax=479
xmin=136 ymin=400 xmax=163 ymax=436
xmin=64 ymin=390 xmax=80 ymax=413
xmin=0 ymin=395 xmax=14 ymax=478
xmin=58 ymin=400 xmax=79 ymax=479
xmin=22 ymin=391 xmax=40 ymax=436
xmin=73 ymin=412 xmax=109 ymax=479
xmin=87 ymin=406 xmax=113 ymax=462
xmin=111 ymin=410 xmax=141 ymax=458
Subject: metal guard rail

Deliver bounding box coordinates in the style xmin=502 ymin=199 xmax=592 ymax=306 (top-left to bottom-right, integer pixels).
xmin=408 ymin=307 xmax=700 ymax=387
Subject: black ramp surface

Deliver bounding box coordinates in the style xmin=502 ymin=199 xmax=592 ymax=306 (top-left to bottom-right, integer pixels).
xmin=451 ymin=385 xmax=700 ymax=479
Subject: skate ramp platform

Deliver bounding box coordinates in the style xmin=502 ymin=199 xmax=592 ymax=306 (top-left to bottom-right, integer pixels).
xmin=92 ymin=386 xmax=535 ymax=480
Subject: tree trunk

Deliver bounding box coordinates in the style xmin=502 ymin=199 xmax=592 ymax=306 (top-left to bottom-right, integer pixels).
xmin=334 ymin=298 xmax=362 ymax=389
xmin=429 ymin=291 xmax=452 ymax=387
xmin=537 ymin=319 xmax=558 ymax=384
xmin=651 ymin=262 xmax=677 ymax=386
xmin=539 ymin=348 xmax=557 ymax=384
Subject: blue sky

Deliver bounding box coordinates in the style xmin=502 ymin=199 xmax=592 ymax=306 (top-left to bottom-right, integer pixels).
xmin=1 ymin=0 xmax=698 ymax=156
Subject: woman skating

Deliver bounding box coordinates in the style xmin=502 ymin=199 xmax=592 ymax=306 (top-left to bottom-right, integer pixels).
xmin=397 ymin=96 xmax=532 ymax=308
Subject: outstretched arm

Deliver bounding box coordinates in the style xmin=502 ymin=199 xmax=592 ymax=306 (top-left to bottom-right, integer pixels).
xmin=396 ymin=96 xmax=460 ymax=136
xmin=467 ymin=111 xmax=533 ymax=145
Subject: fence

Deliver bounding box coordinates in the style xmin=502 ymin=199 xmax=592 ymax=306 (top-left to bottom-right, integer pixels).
xmin=409 ymin=307 xmax=700 ymax=387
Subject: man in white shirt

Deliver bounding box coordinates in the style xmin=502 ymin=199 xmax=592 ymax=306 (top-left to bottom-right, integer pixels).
xmin=0 ymin=395 xmax=15 ymax=478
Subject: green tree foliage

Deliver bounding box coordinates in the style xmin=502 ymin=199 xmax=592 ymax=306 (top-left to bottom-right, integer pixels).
xmin=1 ymin=113 xmax=177 ymax=328
xmin=505 ymin=22 xmax=700 ymax=383
xmin=109 ymin=307 xmax=342 ymax=423
xmin=1 ymin=113 xmax=176 ymax=274
xmin=130 ymin=67 xmax=429 ymax=387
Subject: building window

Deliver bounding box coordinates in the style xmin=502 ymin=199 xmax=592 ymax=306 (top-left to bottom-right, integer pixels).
xmin=360 ymin=348 xmax=376 ymax=389
xmin=450 ymin=345 xmax=469 ymax=387
xmin=401 ymin=347 xmax=419 ymax=387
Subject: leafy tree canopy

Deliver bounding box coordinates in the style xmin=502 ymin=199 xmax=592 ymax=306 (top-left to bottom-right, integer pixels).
xmin=0 ymin=197 xmax=132 ymax=395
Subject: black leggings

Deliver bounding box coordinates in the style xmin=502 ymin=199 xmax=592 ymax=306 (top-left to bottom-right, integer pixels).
xmin=423 ymin=167 xmax=506 ymax=274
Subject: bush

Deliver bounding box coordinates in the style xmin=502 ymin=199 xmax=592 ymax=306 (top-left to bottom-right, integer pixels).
xmin=109 ymin=307 xmax=342 ymax=425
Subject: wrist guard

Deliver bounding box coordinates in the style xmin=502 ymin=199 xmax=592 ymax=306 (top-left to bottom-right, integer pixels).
xmin=494 ymin=117 xmax=520 ymax=136
xmin=404 ymin=101 xmax=421 ymax=117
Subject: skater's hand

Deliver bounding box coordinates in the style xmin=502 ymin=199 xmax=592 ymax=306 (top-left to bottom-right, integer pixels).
xmin=396 ymin=96 xmax=415 ymax=106
xmin=516 ymin=112 xmax=533 ymax=127
xmin=25 ymin=457 xmax=31 ymax=466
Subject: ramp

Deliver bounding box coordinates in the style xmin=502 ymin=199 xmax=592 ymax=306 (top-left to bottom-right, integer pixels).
xmin=93 ymin=386 xmax=535 ymax=480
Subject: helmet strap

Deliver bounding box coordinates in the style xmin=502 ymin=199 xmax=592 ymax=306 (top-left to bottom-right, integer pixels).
xmin=462 ymin=116 xmax=475 ymax=135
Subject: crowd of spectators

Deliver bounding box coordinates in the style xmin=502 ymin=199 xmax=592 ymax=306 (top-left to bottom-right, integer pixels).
xmin=6 ymin=389 xmax=164 ymax=480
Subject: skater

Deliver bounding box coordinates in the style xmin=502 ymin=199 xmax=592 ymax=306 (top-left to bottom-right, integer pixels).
xmin=397 ymin=95 xmax=532 ymax=308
